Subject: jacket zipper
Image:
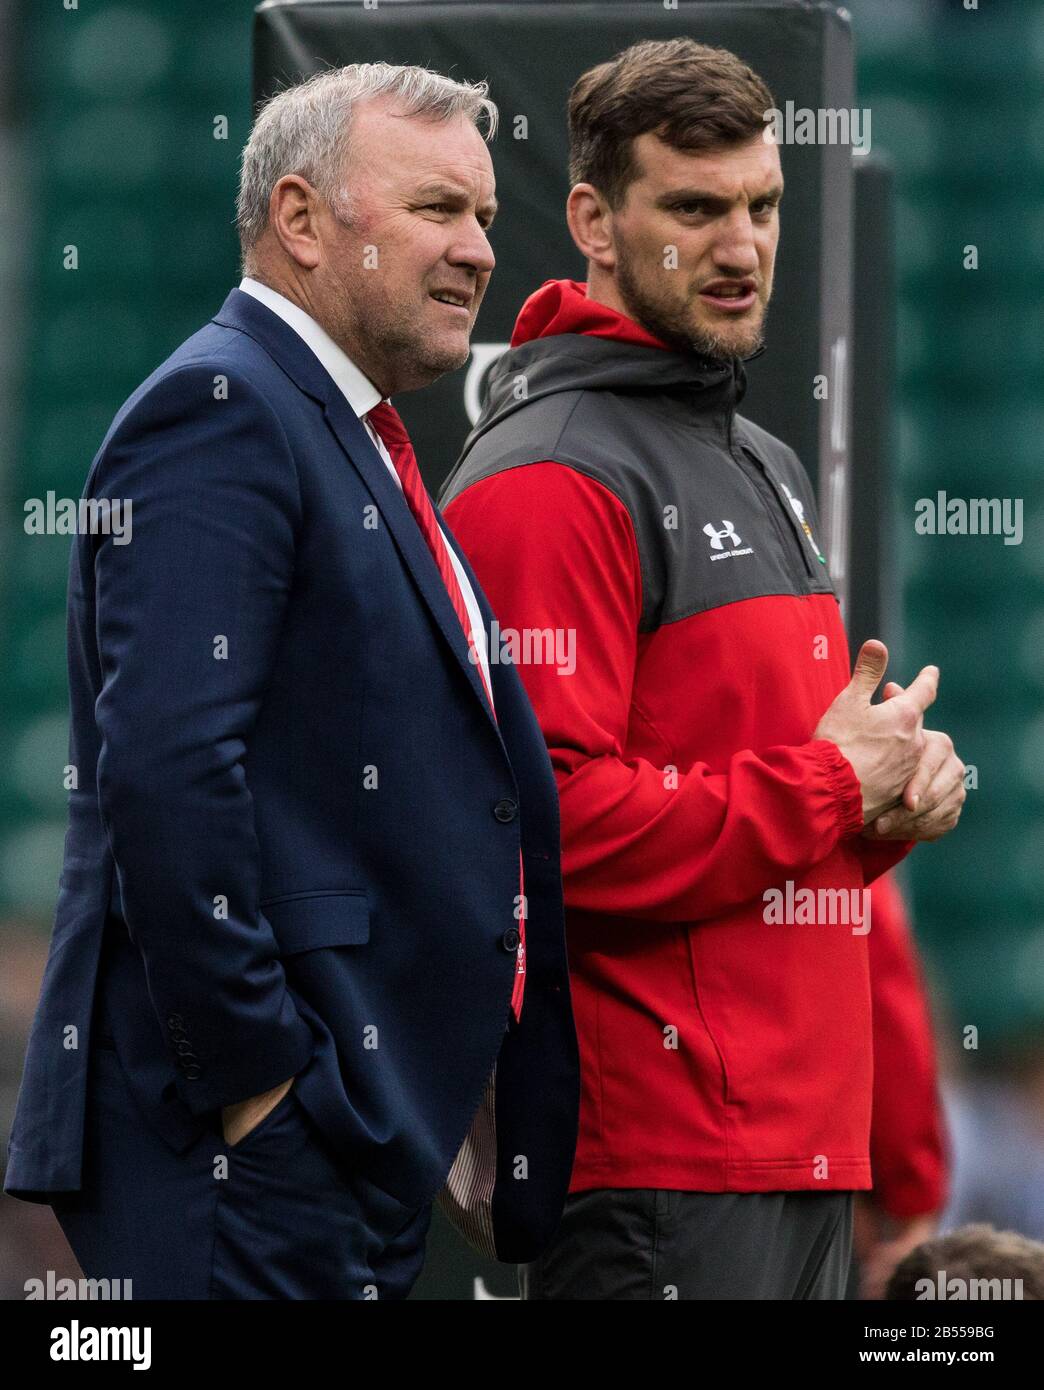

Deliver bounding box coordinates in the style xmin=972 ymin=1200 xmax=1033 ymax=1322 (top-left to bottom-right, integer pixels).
xmin=741 ymin=447 xmax=818 ymax=581
xmin=723 ymin=414 xmax=817 ymax=584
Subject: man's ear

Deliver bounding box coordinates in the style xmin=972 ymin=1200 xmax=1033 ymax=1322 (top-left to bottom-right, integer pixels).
xmin=269 ymin=174 xmax=323 ymax=271
xmin=566 ymin=183 xmax=616 ymax=273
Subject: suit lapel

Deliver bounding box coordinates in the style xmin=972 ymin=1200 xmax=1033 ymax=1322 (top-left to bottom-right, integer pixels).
xmin=212 ymin=288 xmax=500 ymax=738
xmin=323 ymin=393 xmax=502 ymax=730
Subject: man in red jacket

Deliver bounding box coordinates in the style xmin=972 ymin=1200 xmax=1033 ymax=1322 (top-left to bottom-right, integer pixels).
xmin=441 ymin=38 xmax=965 ymax=1298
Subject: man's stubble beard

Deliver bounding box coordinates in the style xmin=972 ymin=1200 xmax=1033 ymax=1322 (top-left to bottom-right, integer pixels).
xmin=323 ymin=269 xmax=470 ymax=392
xmin=615 ymin=239 xmax=768 ymax=363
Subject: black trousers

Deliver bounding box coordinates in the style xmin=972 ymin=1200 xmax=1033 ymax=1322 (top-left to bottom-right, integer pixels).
xmin=52 ymin=1038 xmax=431 ymax=1300
xmin=519 ymin=1189 xmax=854 ymax=1300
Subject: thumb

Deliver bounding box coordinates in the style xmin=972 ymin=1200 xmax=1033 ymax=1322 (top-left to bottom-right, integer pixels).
xmin=904 ymin=663 xmax=940 ymax=715
xmin=848 ymin=639 xmax=889 ymax=702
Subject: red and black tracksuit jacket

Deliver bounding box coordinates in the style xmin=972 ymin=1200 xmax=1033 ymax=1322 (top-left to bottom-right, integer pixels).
xmin=441 ymin=277 xmax=946 ymax=1210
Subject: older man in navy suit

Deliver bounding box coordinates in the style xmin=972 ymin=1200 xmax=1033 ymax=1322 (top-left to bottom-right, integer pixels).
xmin=4 ymin=63 xmax=578 ymax=1300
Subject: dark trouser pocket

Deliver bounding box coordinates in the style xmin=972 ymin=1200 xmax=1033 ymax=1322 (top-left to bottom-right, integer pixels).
xmin=223 ymin=1085 xmax=300 ymax=1153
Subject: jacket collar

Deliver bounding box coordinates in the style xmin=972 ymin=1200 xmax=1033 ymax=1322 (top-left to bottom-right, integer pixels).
xmin=211 ymin=288 xmax=502 ymax=740
xmin=237 ymin=276 xmax=381 ymax=418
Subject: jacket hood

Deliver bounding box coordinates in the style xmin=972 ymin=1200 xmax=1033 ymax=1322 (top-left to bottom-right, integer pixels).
xmin=509 ymin=277 xmax=668 ymax=351
xmin=468 ymin=278 xmax=762 ymax=450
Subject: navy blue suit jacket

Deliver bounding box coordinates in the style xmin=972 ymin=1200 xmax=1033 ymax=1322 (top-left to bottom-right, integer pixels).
xmin=4 ymin=289 xmax=579 ymax=1262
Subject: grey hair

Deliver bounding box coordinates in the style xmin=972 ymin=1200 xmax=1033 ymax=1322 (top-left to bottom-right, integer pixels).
xmin=236 ymin=63 xmax=499 ymax=262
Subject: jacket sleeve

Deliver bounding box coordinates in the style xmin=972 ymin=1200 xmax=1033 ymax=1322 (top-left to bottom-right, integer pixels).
xmin=443 ymin=461 xmax=866 ymax=922
xmin=91 ymin=364 xmax=315 ymax=1114
xmin=867 ymin=873 xmax=949 ymax=1218
xmin=857 ymin=837 xmax=916 ymax=886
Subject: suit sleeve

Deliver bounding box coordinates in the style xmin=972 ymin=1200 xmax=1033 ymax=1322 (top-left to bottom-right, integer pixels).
xmin=443 ymin=462 xmax=866 ymax=922
xmin=867 ymin=873 xmax=949 ymax=1218
xmin=91 ymin=364 xmax=315 ymax=1114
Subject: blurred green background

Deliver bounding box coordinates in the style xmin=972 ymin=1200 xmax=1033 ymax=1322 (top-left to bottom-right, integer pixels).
xmin=1 ymin=0 xmax=1041 ymax=1049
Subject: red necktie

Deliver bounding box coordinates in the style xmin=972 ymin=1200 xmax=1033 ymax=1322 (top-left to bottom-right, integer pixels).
xmin=366 ymin=401 xmax=526 ymax=1021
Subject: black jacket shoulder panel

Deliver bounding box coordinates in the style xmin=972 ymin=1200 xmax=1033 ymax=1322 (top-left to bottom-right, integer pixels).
xmin=442 ymin=388 xmax=674 ymax=632
xmin=441 ymin=343 xmax=836 ymax=636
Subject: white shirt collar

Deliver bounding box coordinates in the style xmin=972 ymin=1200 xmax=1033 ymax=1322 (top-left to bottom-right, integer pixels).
xmin=238 ymin=276 xmax=382 ymax=419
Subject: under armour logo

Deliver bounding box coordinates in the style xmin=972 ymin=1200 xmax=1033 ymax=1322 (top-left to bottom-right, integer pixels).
xmin=703 ymin=520 xmax=742 ymax=550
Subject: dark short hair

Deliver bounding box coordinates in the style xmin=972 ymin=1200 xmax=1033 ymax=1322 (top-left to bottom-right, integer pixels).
xmin=568 ymin=38 xmax=775 ymax=208
xmin=886 ymin=1224 xmax=1044 ymax=1301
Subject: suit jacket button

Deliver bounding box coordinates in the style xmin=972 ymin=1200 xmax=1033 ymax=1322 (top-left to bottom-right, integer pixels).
xmin=493 ymin=798 xmax=518 ymax=823
xmin=501 ymin=927 xmax=521 ymax=952
xmin=167 ymin=1014 xmax=184 ymax=1030
xmin=182 ymin=1063 xmax=202 ymax=1080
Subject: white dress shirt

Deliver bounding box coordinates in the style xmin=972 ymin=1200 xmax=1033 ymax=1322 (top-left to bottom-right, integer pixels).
xmin=238 ymin=277 xmax=493 ymax=705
